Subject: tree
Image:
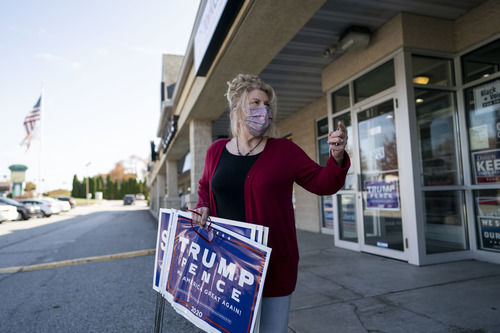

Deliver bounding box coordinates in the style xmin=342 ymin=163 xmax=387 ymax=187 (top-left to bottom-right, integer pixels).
xmin=25 ymin=181 xmax=36 ymax=192
xmin=71 ymin=175 xmax=79 ymax=197
xmin=96 ymin=176 xmax=104 ymax=193
xmin=89 ymin=177 xmax=97 ymax=198
xmin=104 ymin=175 xmax=112 ymax=199
xmin=109 ymin=161 xmax=126 ymax=181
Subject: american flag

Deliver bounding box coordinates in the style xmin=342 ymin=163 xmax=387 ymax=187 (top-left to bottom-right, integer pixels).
xmin=21 ymin=96 xmax=41 ymax=149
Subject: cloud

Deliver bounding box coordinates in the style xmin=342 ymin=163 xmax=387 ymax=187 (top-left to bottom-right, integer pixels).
xmin=96 ymin=48 xmax=110 ymax=56
xmin=121 ymin=42 xmax=163 ymax=56
xmin=36 ymin=52 xmax=58 ymax=61
xmin=35 ymin=52 xmax=83 ymax=70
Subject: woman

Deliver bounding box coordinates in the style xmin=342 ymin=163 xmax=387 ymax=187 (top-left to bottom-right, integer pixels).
xmin=193 ymin=74 xmax=349 ymax=332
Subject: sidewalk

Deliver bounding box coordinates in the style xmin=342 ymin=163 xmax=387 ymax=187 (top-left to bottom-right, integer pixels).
xmin=290 ymin=230 xmax=500 ymax=333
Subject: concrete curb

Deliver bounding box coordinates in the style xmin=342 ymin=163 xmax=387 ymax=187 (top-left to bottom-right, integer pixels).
xmin=0 ymin=248 xmax=155 ymax=274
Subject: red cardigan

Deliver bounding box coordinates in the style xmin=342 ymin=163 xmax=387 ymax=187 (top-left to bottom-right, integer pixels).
xmin=196 ymin=138 xmax=350 ymax=297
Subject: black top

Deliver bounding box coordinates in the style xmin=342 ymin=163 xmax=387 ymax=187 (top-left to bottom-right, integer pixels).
xmin=211 ymin=147 xmax=260 ymax=222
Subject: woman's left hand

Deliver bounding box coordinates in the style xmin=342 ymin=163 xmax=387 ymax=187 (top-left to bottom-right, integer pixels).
xmin=328 ymin=121 xmax=348 ymax=166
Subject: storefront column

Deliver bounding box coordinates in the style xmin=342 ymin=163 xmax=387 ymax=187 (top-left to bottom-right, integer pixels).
xmin=187 ymin=119 xmax=212 ymax=209
xmin=149 ymin=179 xmax=157 ymax=214
xmin=156 ymin=174 xmax=166 ymax=214
xmin=165 ymin=159 xmax=181 ymax=209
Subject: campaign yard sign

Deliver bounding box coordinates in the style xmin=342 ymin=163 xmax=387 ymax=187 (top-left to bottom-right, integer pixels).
xmin=365 ymin=180 xmax=400 ymax=210
xmin=153 ymin=209 xmax=270 ymax=333
xmin=158 ymin=210 xmax=267 ymax=302
xmin=165 ymin=215 xmax=271 ymax=333
xmin=153 ymin=209 xmax=173 ymax=292
xmin=176 ymin=210 xmax=264 ymax=243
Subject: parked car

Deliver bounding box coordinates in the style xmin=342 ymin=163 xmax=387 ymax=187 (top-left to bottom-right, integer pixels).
xmin=40 ymin=198 xmax=63 ymax=214
xmin=123 ymin=194 xmax=135 ymax=205
xmin=46 ymin=197 xmax=70 ymax=212
xmin=0 ymin=203 xmax=19 ymax=222
xmin=135 ymin=193 xmax=145 ymax=200
xmin=19 ymin=199 xmax=55 ymax=217
xmin=0 ymin=197 xmax=32 ymax=220
xmin=56 ymin=196 xmax=76 ymax=208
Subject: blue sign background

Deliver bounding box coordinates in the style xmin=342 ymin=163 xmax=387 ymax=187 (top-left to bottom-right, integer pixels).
xmin=177 ymin=210 xmax=256 ymax=241
xmin=365 ymin=180 xmax=400 ymax=210
xmin=154 ymin=210 xmax=171 ymax=290
xmin=167 ymin=217 xmax=267 ymax=333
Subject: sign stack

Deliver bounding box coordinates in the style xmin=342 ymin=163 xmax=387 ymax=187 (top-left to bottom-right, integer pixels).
xmin=153 ymin=209 xmax=271 ymax=333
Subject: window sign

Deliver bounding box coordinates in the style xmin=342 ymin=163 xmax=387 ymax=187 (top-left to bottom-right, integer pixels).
xmin=321 ymin=196 xmax=334 ymax=229
xmin=364 ymin=180 xmax=400 ymax=210
xmin=469 ymin=124 xmax=490 ymax=150
xmin=472 ymin=149 xmax=500 ymax=183
xmin=478 ymin=217 xmax=500 ymax=251
xmin=473 ymin=80 xmax=500 ymax=114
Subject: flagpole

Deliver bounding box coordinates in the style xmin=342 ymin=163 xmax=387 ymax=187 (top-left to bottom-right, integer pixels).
xmin=38 ymin=82 xmax=44 ymax=197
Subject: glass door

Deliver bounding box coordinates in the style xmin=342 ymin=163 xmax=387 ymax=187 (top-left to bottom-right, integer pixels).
xmin=357 ymin=98 xmax=406 ymax=258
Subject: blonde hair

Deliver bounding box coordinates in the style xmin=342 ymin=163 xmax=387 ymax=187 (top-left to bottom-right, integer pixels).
xmin=226 ymin=74 xmax=277 ymax=137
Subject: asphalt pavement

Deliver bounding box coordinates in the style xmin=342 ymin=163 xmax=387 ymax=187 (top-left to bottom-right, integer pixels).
xmin=290 ymin=230 xmax=500 ymax=333
xmin=2 ymin=202 xmax=499 ymax=333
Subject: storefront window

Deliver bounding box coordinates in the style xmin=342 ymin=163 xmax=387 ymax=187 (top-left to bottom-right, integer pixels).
xmin=412 ymin=55 xmax=454 ymax=87
xmin=354 ymin=60 xmax=395 ymax=103
xmin=358 ymin=99 xmax=403 ymax=251
xmin=415 ymin=89 xmax=460 ymax=186
xmin=338 ymin=194 xmax=357 ymax=242
xmin=474 ymin=189 xmax=500 ymax=252
xmin=332 ymin=85 xmax=350 ymax=113
xmin=465 ymin=79 xmax=500 ymax=185
xmin=321 ymin=195 xmax=334 ymax=229
xmin=318 ymin=136 xmax=330 ymax=167
xmin=317 ymin=117 xmax=329 ymax=137
xmin=424 ymin=191 xmax=468 ymax=254
xmin=462 ymin=39 xmax=500 ymax=83
xmin=333 ymin=112 xmax=354 ymax=190
xmin=317 ymin=117 xmax=333 ymax=229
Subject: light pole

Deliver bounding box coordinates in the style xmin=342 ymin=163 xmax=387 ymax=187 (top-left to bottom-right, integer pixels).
xmin=85 ymin=161 xmax=91 ymax=204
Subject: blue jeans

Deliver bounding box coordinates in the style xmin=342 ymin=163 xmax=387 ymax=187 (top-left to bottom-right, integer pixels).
xmin=259 ymin=295 xmax=291 ymax=333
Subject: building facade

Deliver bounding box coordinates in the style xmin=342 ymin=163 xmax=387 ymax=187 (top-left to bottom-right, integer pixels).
xmin=149 ymin=0 xmax=500 ymax=266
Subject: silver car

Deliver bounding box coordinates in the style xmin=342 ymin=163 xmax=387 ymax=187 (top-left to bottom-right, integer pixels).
xmin=19 ymin=199 xmax=54 ymax=217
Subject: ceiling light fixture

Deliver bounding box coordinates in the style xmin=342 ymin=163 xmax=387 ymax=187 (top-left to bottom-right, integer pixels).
xmin=323 ymin=26 xmax=371 ymax=58
xmin=416 ymin=98 xmax=424 ymax=104
xmin=339 ymin=26 xmax=371 ymax=52
xmin=413 ymin=76 xmax=430 ymax=85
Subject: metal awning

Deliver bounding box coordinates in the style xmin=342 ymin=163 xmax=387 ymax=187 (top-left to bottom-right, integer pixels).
xmin=254 ymin=0 xmax=485 ymax=126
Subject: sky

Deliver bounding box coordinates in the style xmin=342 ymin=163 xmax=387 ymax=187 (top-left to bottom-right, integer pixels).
xmin=0 ymin=0 xmax=200 ymax=192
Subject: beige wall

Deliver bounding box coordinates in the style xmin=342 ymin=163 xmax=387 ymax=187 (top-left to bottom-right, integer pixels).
xmin=455 ymin=0 xmax=500 ymax=52
xmin=276 ymin=96 xmax=328 ymax=232
xmin=401 ymin=13 xmax=454 ymax=52
xmin=322 ymin=2 xmax=500 ymax=93
xmin=162 ymin=54 xmax=184 ymax=86
xmin=322 ymin=14 xmax=404 ymax=92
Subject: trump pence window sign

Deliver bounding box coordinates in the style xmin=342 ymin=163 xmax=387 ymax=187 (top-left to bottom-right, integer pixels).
xmin=158 ymin=211 xmax=271 ymax=333
xmin=365 ymin=179 xmax=400 ymax=210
